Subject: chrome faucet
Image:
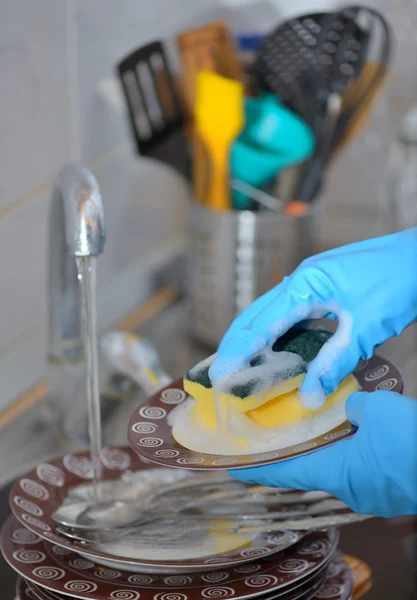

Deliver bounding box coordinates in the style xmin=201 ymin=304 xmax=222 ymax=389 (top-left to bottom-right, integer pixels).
xmin=45 ymin=162 xmax=164 ymax=446
xmin=45 ymin=163 xmax=106 ymax=443
xmin=48 ymin=163 xmax=105 ymax=364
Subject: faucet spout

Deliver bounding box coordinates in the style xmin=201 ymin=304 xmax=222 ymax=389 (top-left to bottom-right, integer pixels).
xmin=48 ymin=163 xmax=105 ymax=362
xmin=55 ymin=162 xmax=106 ymax=257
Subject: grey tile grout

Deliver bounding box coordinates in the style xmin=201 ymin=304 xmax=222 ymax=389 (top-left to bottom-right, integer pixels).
xmin=0 ymin=183 xmax=52 ymax=222
xmin=0 ymin=140 xmax=130 ymax=223
xmin=0 ymin=325 xmax=42 ymax=359
xmin=0 ymin=235 xmax=185 ymax=358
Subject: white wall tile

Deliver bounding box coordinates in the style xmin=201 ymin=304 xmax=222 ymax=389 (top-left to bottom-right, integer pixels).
xmin=323 ymin=95 xmax=394 ymax=216
xmin=0 ymin=190 xmax=48 ymax=352
xmin=74 ymin=0 xmax=220 ymax=159
xmin=0 ymin=147 xmax=190 ymax=352
xmin=91 ymin=150 xmax=189 ymax=284
xmin=0 ymin=0 xmax=215 ymax=410
xmin=0 ymin=329 xmax=46 ymax=412
xmin=1 ymin=0 xmax=415 ymax=418
xmin=0 ymin=147 xmax=189 ymax=406
xmin=0 ymin=0 xmax=71 ymax=212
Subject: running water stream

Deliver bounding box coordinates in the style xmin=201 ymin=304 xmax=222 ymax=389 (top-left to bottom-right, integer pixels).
xmin=77 ymin=256 xmax=102 ymax=497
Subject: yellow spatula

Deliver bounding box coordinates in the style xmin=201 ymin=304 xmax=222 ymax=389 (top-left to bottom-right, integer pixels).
xmin=195 ymin=71 xmax=244 ymax=210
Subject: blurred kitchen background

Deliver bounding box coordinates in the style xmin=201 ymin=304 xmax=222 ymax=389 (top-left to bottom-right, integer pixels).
xmin=1 ymin=0 xmax=417 ymax=479
xmin=0 ymin=1 xmax=417 ymax=596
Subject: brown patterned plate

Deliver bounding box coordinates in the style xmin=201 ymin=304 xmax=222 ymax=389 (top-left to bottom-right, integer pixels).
xmin=128 ymin=355 xmax=403 ymax=470
xmin=21 ymin=553 xmax=352 ymax=600
xmin=26 ymin=568 xmax=328 ymax=600
xmin=16 ymin=577 xmax=38 ymax=599
xmin=9 ymin=448 xmax=305 ymax=574
xmin=265 ymin=550 xmax=353 ymax=600
xmin=1 ymin=515 xmax=338 ymax=600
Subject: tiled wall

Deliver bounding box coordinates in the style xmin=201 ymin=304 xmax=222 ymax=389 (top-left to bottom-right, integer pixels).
xmin=0 ymin=0 xmax=220 ymax=410
xmin=322 ymin=0 xmax=416 ymax=245
xmin=1 ymin=0 xmax=416 ymax=411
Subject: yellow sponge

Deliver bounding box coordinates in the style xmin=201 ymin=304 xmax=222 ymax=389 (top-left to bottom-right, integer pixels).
xmin=247 ymin=374 xmax=359 ymax=428
xmin=183 ymin=328 xmax=337 ymax=430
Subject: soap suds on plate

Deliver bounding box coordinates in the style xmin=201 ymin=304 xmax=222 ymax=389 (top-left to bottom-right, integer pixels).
xmin=179 ymin=325 xmax=357 ymax=456
xmin=74 ymin=468 xmax=256 ymax=562
xmin=168 ymin=393 xmax=348 ymax=456
xmin=97 ymin=521 xmax=253 ymax=562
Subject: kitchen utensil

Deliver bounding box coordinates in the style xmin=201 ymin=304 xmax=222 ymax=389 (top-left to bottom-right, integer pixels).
xmin=9 ymin=449 xmax=303 ymax=573
xmin=53 ymin=498 xmax=368 ymax=547
xmin=331 ymin=61 xmax=390 ymax=159
xmin=230 ymin=179 xmax=283 ymax=212
xmin=51 ymin=484 xmax=240 ymax=532
xmin=230 ymin=141 xmax=287 ymax=210
xmin=254 ymin=10 xmax=369 ymax=129
xmin=52 ymin=494 xmax=344 ymax=537
xmin=177 ymin=21 xmax=245 ymax=114
xmin=331 ymin=9 xmax=391 ymax=147
xmin=51 ymin=473 xmax=332 ymax=534
xmin=254 ymin=6 xmax=391 ymax=209
xmin=292 ymin=7 xmax=391 ymax=207
xmin=290 ymin=92 xmax=342 ymax=213
xmin=2 ymin=516 xmax=338 ymax=600
xmin=117 ymin=41 xmax=189 ymax=177
xmin=128 ymin=353 xmax=403 ymax=470
xmin=279 ymin=62 xmax=390 ymax=212
xmin=176 ymin=21 xmax=245 ymax=204
xmin=243 ymin=96 xmax=314 ymax=158
xmin=53 ymin=479 xmax=331 ymax=531
xmin=191 ymin=133 xmax=211 ymax=205
xmin=231 ymin=96 xmax=315 ymax=209
xmin=287 ymin=10 xmax=369 ymax=208
xmin=100 ymin=331 xmax=172 ymax=396
xmin=195 ymin=72 xmax=245 ymax=210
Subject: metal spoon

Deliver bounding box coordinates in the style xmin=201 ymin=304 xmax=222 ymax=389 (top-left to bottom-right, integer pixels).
xmin=55 ymin=497 xmax=352 ymax=545
xmin=52 ymin=472 xmax=241 ymax=530
xmin=56 ymin=506 xmax=372 ymax=546
xmin=53 ymin=476 xmax=331 ymax=531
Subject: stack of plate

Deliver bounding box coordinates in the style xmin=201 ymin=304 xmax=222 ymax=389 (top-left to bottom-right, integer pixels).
xmin=2 ymin=447 xmax=354 ymax=600
xmin=4 ymin=353 xmax=399 ymax=600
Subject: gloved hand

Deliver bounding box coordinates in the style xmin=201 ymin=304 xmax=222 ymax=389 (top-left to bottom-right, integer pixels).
xmin=232 ymin=390 xmax=417 ymax=518
xmin=210 ymin=228 xmax=417 ymax=409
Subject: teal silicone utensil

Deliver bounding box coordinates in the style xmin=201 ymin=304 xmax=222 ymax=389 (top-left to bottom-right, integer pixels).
xmin=231 ymin=95 xmax=315 ymax=210
xmin=244 ymin=95 xmax=315 ymax=158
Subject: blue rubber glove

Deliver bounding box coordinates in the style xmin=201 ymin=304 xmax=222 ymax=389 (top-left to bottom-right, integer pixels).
xmin=210 ymin=228 xmax=417 ymax=409
xmin=231 ymin=390 xmax=417 ymax=518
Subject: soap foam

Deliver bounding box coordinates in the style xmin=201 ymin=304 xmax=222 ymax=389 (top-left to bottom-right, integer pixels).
xmin=223 ymin=350 xmax=306 ymax=399
xmin=96 ymin=519 xmax=253 ymax=562
xmin=298 ymin=306 xmax=353 ymax=409
xmin=188 ymin=353 xmax=216 ymax=380
xmin=185 ymin=315 xmax=355 ymax=455
xmin=267 ymin=303 xmax=353 ymax=409
xmin=84 ymin=466 xmax=255 ymax=561
xmin=169 ymin=394 xmax=347 ymax=456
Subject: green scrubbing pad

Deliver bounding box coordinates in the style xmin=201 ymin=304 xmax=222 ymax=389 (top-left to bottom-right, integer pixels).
xmin=272 ymin=328 xmax=332 ymax=362
xmin=184 ymin=328 xmax=333 ymax=421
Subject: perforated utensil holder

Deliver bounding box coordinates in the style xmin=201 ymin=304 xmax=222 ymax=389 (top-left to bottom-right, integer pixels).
xmin=188 ymin=201 xmax=320 ymax=348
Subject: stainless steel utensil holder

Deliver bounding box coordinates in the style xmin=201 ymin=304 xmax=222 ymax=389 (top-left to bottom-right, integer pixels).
xmin=188 ymin=201 xmax=320 ymax=348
